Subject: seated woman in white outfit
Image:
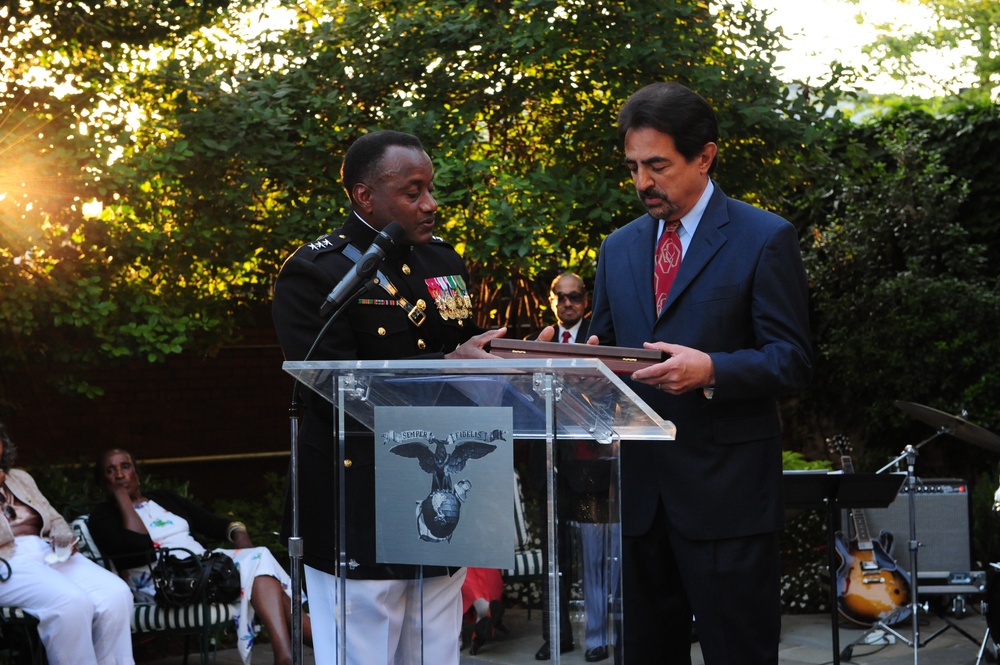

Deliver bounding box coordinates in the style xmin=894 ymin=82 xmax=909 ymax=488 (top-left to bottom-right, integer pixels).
xmin=88 ymin=448 xmax=311 ymax=665
xmin=0 ymin=421 xmax=134 ymax=665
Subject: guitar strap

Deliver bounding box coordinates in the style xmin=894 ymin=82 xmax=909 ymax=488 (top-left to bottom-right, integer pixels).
xmin=341 ymin=243 xmax=426 ymax=327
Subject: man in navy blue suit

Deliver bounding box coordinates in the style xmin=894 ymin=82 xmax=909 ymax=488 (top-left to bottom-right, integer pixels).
xmin=587 ymin=82 xmax=813 ymax=664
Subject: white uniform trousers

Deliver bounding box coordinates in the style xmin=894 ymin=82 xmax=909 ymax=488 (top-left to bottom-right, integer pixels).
xmin=304 ymin=564 xmax=466 ymax=665
xmin=0 ymin=535 xmax=134 ymax=665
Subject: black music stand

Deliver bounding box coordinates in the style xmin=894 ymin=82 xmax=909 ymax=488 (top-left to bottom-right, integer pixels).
xmin=784 ymin=470 xmax=906 ymax=665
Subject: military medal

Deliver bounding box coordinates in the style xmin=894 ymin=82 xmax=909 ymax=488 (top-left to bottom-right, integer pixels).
xmin=447 ymin=280 xmax=459 ymax=319
xmin=441 ymin=275 xmax=466 ymax=319
xmin=448 ymin=275 xmax=473 ymax=316
xmin=425 ymin=278 xmax=449 ymax=320
xmin=425 ymin=275 xmax=473 ymax=320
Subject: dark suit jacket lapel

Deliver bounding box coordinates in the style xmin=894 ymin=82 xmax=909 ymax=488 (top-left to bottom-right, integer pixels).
xmin=656 ymin=185 xmax=730 ymax=320
xmin=625 ymin=215 xmax=659 ymax=331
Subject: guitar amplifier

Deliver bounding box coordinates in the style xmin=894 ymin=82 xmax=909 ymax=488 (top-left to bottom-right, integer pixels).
xmin=843 ymin=478 xmax=973 ymax=583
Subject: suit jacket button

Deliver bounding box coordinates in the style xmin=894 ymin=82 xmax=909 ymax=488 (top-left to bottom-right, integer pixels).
xmin=417 ymin=339 xmax=427 ymax=350
xmin=343 ymin=459 xmax=352 ymax=468
xmin=377 ymin=327 xmax=386 ymax=336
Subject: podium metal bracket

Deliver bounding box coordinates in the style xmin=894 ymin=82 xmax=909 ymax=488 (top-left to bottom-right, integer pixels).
xmin=340 ymin=373 xmax=370 ymax=402
xmin=532 ymin=371 xmax=563 ymax=401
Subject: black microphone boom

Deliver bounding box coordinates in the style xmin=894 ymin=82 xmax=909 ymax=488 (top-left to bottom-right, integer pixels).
xmin=318 ymin=222 xmax=405 ymax=317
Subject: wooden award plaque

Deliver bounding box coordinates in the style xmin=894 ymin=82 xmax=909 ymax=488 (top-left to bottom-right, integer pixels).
xmin=488 ymin=338 xmax=666 ymax=374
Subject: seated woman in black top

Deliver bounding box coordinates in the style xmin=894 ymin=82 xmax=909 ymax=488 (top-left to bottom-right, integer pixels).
xmin=89 ymin=448 xmax=311 ymax=665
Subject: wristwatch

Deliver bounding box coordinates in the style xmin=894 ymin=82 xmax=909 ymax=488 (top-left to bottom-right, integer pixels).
xmin=703 ymin=386 xmax=715 ymax=400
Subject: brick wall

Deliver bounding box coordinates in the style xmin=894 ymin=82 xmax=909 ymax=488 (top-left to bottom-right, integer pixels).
xmin=3 ymin=327 xmax=296 ymax=504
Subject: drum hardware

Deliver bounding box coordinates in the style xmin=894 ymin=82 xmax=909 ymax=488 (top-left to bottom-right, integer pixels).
xmin=976 ymin=563 xmax=1000 ymax=665
xmin=894 ymin=400 xmax=1000 ymax=452
xmin=887 ymin=400 xmax=1000 ymax=664
xmin=949 ymin=595 xmax=968 ymax=617
xmin=786 ymin=469 xmax=904 ymax=665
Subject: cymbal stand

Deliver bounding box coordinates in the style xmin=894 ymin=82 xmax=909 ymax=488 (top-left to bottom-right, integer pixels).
xmin=876 ymin=428 xmax=951 ymax=665
xmin=840 ymin=607 xmax=913 ymax=661
xmin=975 ymin=563 xmax=1000 ymax=664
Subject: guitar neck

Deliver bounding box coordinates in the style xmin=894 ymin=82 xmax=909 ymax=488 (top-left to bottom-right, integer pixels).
xmin=841 ymin=455 xmax=875 ymax=551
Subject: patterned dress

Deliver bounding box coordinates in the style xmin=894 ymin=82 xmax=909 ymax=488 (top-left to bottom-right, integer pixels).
xmin=122 ymin=499 xmax=293 ymax=664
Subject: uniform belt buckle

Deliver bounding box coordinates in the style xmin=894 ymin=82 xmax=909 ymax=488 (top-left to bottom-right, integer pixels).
xmin=407 ymin=307 xmax=426 ymax=327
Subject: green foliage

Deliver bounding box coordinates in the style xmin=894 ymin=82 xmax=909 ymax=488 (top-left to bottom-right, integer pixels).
xmin=862 ymin=0 xmax=1000 ymax=101
xmin=1 ymin=0 xmax=839 ymax=397
xmin=778 ymin=452 xmax=834 ymax=615
xmin=780 ymin=509 xmax=828 ymax=614
xmin=782 ymin=450 xmax=833 ymax=471
xmin=923 ymin=104 xmax=1000 ymax=263
xmin=213 ymin=472 xmax=289 ymax=564
xmin=793 ymin=109 xmax=1000 ymax=450
xmin=1 ymin=0 xmax=237 ymax=51
xmin=21 ymin=458 xmax=107 ymax=520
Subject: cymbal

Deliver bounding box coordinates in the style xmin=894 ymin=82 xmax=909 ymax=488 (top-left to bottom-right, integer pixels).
xmin=895 ymin=400 xmax=1000 ymax=453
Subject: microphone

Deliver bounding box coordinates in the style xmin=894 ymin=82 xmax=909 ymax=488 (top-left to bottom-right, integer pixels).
xmin=318 ymin=222 xmax=405 ymax=317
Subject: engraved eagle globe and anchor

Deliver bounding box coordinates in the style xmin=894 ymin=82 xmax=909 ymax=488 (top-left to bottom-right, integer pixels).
xmin=390 ymin=435 xmax=497 ymax=542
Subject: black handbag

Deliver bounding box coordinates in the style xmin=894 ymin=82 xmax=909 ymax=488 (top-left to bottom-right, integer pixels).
xmin=150 ymin=547 xmax=241 ymax=608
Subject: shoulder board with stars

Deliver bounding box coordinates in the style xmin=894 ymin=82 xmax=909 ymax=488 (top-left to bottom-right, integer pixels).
xmin=303 ymin=233 xmax=350 ymax=254
xmin=428 ymin=235 xmax=456 ymax=248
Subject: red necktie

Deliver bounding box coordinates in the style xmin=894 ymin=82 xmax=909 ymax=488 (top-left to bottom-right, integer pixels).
xmin=561 ymin=330 xmax=571 ymax=343
xmin=654 ymin=221 xmax=682 ymax=315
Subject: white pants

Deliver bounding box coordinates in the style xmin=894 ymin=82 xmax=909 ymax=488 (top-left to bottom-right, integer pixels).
xmin=304 ymin=565 xmax=466 ymax=665
xmin=0 ymin=535 xmax=134 ymax=665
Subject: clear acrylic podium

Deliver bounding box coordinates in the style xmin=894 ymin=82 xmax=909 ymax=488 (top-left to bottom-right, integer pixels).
xmin=283 ymin=357 xmax=675 ymax=664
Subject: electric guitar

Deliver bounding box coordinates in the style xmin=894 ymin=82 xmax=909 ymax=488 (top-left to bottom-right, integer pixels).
xmin=828 ymin=435 xmax=912 ymax=626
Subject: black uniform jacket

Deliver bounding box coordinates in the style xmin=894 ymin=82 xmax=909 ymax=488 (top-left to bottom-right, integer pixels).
xmin=272 ymin=214 xmax=483 ymax=578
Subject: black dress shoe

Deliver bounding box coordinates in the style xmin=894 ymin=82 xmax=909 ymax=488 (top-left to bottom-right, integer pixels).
xmin=470 ymin=616 xmax=492 ymax=655
xmin=534 ymin=639 xmax=574 ymax=660
xmin=489 ymin=599 xmax=509 ymax=635
xmin=584 ymin=645 xmax=609 ymax=662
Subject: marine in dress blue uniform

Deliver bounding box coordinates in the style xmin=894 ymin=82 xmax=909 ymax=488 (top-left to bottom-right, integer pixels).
xmin=272 ymin=131 xmax=504 ymax=665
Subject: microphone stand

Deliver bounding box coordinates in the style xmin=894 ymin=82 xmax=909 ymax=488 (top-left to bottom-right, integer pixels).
xmin=287 ymin=280 xmax=373 ymax=665
xmin=287 ymin=399 xmax=303 ymax=665
xmin=876 ymin=427 xmax=952 ymax=665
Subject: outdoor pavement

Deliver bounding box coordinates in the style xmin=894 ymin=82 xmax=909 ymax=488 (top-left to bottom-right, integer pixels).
xmin=139 ymin=606 xmax=997 ymax=664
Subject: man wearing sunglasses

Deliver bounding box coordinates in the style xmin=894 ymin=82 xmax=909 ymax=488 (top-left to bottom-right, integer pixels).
xmin=547 ymin=273 xmax=589 ymax=345
xmin=527 ymin=273 xmax=615 ymax=662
